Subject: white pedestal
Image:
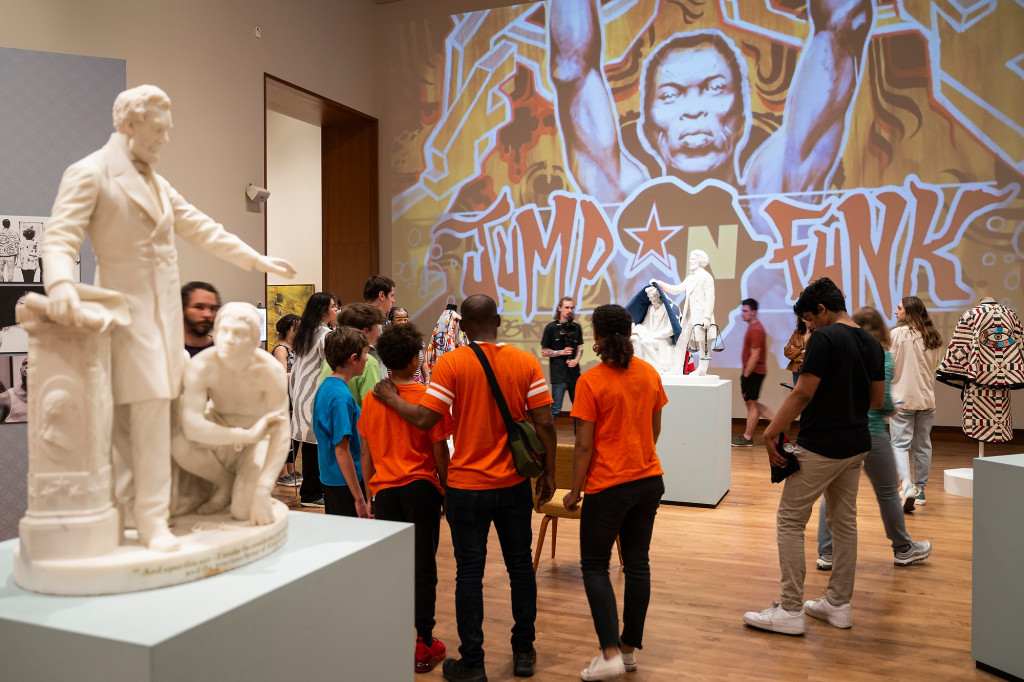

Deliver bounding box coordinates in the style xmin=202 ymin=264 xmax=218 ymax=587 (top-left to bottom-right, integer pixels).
xmin=972 ymin=454 xmax=1024 ymax=679
xmin=658 ymin=378 xmax=732 ymax=506
xmin=944 ymin=467 xmax=973 ymax=499
xmin=0 ymin=511 xmax=414 ymax=682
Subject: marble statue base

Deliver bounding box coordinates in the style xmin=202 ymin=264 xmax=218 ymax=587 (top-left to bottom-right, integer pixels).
xmin=12 ymin=500 xmax=288 ymax=595
xmin=663 ymin=373 xmax=721 ymax=386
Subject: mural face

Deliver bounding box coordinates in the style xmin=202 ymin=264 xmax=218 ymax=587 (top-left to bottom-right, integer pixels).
xmin=386 ymin=0 xmax=1023 ymax=367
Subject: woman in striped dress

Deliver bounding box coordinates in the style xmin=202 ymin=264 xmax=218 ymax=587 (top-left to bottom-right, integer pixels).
xmin=290 ymin=292 xmax=339 ymax=507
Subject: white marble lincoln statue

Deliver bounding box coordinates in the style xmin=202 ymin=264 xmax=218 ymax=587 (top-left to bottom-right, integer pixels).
xmin=654 ymin=249 xmax=717 ymax=372
xmin=173 ymin=303 xmax=290 ymax=524
xmin=42 ymin=84 xmax=296 ymax=552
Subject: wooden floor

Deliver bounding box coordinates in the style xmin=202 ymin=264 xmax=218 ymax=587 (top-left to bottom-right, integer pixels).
xmin=274 ymin=424 xmax=1018 ymax=681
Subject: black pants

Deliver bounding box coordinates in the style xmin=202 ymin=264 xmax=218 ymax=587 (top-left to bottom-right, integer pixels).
xmin=580 ymin=475 xmax=664 ymax=650
xmin=324 ymin=483 xmax=356 ymax=516
xmin=445 ymin=479 xmax=536 ymax=665
xmin=298 ymin=441 xmax=322 ymax=503
xmin=374 ymin=480 xmax=444 ymax=640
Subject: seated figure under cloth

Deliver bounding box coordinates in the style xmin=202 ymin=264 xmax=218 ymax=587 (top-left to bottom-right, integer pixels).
xmin=171 ymin=302 xmax=289 ymax=525
xmin=626 ymin=283 xmax=693 ymax=375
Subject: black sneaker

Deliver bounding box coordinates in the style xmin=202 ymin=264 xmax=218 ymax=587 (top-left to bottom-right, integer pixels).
xmin=300 ymin=497 xmax=324 ymax=508
xmin=513 ymin=646 xmax=536 ymax=677
xmin=442 ymin=658 xmax=487 ymax=682
xmin=731 ymin=435 xmax=754 ymax=447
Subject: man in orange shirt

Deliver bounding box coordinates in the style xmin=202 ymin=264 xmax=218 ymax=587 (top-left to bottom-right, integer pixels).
xmin=374 ymin=294 xmax=557 ymax=682
xmin=359 ymin=323 xmax=455 ymax=674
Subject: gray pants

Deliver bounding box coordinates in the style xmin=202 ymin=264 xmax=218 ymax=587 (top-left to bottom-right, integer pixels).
xmin=817 ymin=430 xmax=913 ymax=556
xmin=890 ymin=407 xmax=935 ymax=489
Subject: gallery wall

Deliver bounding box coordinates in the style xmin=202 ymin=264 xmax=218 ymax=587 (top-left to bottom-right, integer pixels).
xmin=0 ymin=0 xmax=380 ymax=541
xmin=266 ymin=110 xmax=323 ymax=291
xmin=0 ymin=0 xmax=379 ymax=307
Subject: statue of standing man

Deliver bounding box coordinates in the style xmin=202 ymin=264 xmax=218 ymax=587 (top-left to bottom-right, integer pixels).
xmin=655 ymin=249 xmax=716 ymax=355
xmin=42 ymin=85 xmax=295 ymax=552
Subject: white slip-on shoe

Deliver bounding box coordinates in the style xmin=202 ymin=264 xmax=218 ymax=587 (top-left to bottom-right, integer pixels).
xmin=581 ymin=653 xmax=626 ymax=681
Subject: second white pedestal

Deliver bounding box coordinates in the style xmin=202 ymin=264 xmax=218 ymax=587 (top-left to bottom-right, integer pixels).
xmin=658 ymin=378 xmax=732 ymax=506
xmin=0 ymin=511 xmax=414 ymax=681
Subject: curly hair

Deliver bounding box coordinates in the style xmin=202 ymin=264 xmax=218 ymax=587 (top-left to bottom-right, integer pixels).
xmin=898 ymin=296 xmax=943 ymax=350
xmin=592 ymin=304 xmax=634 ymax=369
xmin=376 ymin=323 xmax=423 ymax=371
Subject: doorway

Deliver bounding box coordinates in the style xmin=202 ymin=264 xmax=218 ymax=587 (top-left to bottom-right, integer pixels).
xmin=264 ymin=74 xmax=379 ymax=301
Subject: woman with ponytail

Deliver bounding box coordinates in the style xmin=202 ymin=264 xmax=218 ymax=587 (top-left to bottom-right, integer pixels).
xmin=890 ymin=296 xmax=944 ymax=510
xmin=563 ymin=304 xmax=667 ymax=681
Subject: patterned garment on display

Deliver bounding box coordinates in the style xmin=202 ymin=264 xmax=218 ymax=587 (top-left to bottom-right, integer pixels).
xmin=425 ymin=308 xmax=467 ymax=379
xmin=962 ymin=384 xmax=1013 ymax=443
xmin=936 ymin=298 xmax=1024 ymax=442
xmin=936 ymin=298 xmax=1024 ymax=390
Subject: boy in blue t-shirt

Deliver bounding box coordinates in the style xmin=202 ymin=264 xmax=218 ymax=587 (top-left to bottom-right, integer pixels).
xmin=313 ymin=326 xmax=372 ymax=518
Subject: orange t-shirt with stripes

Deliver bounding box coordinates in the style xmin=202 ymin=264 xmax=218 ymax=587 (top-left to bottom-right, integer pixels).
xmin=358 ymin=383 xmax=455 ymax=496
xmin=419 ymin=342 xmax=553 ymax=490
xmin=570 ymin=358 xmax=667 ymax=494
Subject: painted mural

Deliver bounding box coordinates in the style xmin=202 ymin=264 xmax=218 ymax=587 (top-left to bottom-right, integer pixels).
xmin=386 ymin=0 xmax=1023 ymax=367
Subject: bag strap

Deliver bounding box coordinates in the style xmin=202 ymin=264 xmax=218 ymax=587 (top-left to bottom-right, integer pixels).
xmin=468 ymin=342 xmax=522 ymax=441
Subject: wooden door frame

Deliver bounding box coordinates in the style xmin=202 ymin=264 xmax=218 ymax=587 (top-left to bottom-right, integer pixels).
xmin=264 ymin=74 xmax=379 ymax=302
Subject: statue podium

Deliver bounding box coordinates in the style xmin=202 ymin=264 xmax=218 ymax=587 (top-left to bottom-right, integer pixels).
xmin=14 ymin=292 xmax=126 ymax=567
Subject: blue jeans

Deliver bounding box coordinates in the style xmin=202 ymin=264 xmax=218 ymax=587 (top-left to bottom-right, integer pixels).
xmin=445 ymin=479 xmax=537 ymax=665
xmin=817 ymin=430 xmax=913 ymax=556
xmin=549 ymin=377 xmax=577 ymax=419
xmin=580 ymin=476 xmax=664 ymax=650
xmin=890 ymin=407 xmax=935 ymax=488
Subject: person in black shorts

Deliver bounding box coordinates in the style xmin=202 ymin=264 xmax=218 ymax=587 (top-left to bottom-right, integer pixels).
xmin=732 ymin=299 xmax=775 ymax=446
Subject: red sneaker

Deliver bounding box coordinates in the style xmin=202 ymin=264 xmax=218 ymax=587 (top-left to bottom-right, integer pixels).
xmin=415 ymin=636 xmax=446 ymax=673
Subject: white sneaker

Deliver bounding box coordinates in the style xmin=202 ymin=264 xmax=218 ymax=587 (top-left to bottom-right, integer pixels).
xmin=581 ymin=653 xmax=626 ymax=680
xmin=803 ymin=597 xmax=852 ymax=628
xmin=620 ymin=650 xmax=636 ymax=672
xmin=743 ymin=602 xmax=805 ymax=635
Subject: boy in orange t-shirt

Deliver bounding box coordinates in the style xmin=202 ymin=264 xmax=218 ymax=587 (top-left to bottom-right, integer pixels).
xmin=358 ymin=323 xmax=454 ymax=674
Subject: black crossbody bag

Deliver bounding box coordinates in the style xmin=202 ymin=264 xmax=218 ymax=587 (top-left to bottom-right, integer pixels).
xmin=468 ymin=343 xmax=546 ymax=478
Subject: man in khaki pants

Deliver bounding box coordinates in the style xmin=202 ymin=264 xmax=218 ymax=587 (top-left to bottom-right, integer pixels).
xmin=743 ymin=278 xmax=884 ymax=635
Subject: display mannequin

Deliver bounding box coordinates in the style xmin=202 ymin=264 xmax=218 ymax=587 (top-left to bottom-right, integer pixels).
xmin=627 ymin=283 xmax=688 ymax=375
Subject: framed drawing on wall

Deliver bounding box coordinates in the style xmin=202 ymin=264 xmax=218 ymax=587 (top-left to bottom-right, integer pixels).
xmin=266 ymin=284 xmax=314 ymax=350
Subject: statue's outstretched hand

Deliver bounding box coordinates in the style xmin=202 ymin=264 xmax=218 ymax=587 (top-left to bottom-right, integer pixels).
xmin=46 ymin=281 xmax=84 ymax=327
xmin=256 ymin=256 xmax=296 ymax=279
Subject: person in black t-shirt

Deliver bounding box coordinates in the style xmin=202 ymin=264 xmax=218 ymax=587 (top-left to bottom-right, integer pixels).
xmin=744 ymin=278 xmax=883 ymax=636
xmin=541 ymin=297 xmax=583 ymax=420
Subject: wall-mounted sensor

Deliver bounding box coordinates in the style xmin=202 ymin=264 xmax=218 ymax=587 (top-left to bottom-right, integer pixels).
xmin=246 ymin=184 xmax=270 ymax=202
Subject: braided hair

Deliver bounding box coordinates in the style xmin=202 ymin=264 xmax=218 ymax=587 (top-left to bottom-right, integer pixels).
xmin=592 ymin=304 xmax=634 ymax=369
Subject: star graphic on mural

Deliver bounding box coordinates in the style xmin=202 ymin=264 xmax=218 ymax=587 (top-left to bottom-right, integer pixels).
xmin=623 ymin=204 xmax=683 ymax=273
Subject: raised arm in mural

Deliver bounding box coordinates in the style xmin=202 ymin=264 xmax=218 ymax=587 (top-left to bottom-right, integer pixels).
xmin=549 ymin=0 xmax=873 ymax=201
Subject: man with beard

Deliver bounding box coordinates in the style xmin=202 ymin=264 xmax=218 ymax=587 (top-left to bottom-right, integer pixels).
xmin=549 ymin=0 xmax=872 ymax=204
xmin=182 ymin=281 xmax=221 ymax=356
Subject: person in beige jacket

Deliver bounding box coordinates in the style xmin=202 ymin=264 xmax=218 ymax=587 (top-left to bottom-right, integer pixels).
xmin=42 ymin=85 xmax=295 ymax=551
xmin=889 ymin=296 xmax=944 ymax=510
